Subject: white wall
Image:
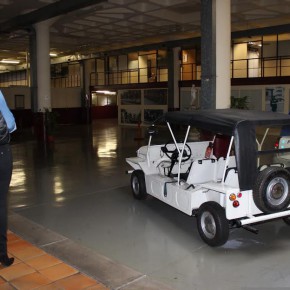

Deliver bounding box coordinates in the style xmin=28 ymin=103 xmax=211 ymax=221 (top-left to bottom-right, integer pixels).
xmin=248 ymin=50 xmax=260 ymax=77
xmin=181 ymin=84 xmax=290 ymax=114
xmin=0 ymin=87 xmax=31 ymax=109
xmin=233 ymin=43 xmax=248 ymax=78
xmin=232 ymin=85 xmax=290 ymax=113
xmin=138 ymin=55 xmax=147 ymax=83
xmin=51 ymin=88 xmax=82 ymax=108
xmin=0 ymin=87 xmax=81 ymax=109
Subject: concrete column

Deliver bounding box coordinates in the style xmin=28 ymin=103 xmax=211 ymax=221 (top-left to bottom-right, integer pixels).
xmin=201 ymin=0 xmax=231 ymax=109
xmin=29 ymin=27 xmax=38 ymax=113
xmin=216 ymin=0 xmax=231 ymax=108
xmin=167 ymin=47 xmax=181 ymax=110
xmin=31 ymin=19 xmax=57 ymax=142
xmin=172 ymin=47 xmax=181 ymax=109
xmin=34 ymin=20 xmax=51 ymax=112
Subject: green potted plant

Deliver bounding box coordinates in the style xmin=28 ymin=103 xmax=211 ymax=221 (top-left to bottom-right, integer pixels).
xmin=230 ymin=95 xmax=249 ymax=109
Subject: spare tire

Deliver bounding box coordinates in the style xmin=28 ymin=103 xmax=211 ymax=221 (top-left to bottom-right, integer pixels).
xmin=253 ymin=167 xmax=290 ymax=213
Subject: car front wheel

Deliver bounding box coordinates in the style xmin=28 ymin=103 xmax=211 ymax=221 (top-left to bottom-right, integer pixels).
xmin=131 ymin=170 xmax=147 ymax=200
xmin=197 ymin=202 xmax=229 ymax=247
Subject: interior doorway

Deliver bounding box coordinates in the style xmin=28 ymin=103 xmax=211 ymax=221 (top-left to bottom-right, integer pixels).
xmin=91 ymin=89 xmax=118 ymax=119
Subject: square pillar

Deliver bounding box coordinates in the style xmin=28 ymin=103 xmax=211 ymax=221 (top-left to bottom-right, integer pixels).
xmin=201 ymin=0 xmax=231 ymax=109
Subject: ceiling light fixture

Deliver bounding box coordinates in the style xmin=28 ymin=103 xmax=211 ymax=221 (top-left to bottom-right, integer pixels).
xmin=0 ymin=59 xmax=20 ymax=64
xmin=96 ymin=90 xmax=116 ymax=95
xmin=50 ymin=53 xmax=57 ymax=57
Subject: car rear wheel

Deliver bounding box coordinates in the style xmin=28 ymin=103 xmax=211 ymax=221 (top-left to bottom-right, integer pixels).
xmin=253 ymin=167 xmax=290 ymax=213
xmin=131 ymin=170 xmax=147 ymax=200
xmin=197 ymin=202 xmax=229 ymax=247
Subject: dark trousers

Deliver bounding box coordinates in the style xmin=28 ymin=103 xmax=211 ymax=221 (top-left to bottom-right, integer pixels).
xmin=0 ymin=144 xmax=12 ymax=256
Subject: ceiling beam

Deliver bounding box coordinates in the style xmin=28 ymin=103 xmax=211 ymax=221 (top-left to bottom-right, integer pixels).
xmin=232 ymin=23 xmax=290 ymax=39
xmin=0 ymin=0 xmax=106 ymax=34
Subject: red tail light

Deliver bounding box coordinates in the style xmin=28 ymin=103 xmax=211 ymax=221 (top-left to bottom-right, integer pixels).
xmin=274 ymin=137 xmax=280 ymax=149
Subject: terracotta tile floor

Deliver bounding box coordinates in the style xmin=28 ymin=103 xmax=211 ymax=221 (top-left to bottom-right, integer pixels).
xmin=0 ymin=231 xmax=109 ymax=290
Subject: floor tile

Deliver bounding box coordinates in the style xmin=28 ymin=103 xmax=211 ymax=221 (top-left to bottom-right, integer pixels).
xmin=0 ymin=283 xmax=15 ymax=290
xmin=4 ymin=255 xmax=21 ymax=266
xmin=25 ymin=253 xmax=62 ymax=271
xmin=0 ymin=277 xmax=5 ymax=285
xmin=11 ymin=245 xmax=45 ymax=261
xmin=7 ymin=240 xmax=33 ymax=257
xmin=55 ymin=273 xmax=98 ymax=289
xmin=10 ymin=272 xmax=52 ymax=290
xmin=86 ymin=284 xmax=110 ymax=290
xmin=0 ymin=262 xmax=35 ymax=281
xmin=34 ymin=283 xmax=64 ymax=290
xmin=0 ymin=232 xmax=103 ymax=290
xmin=39 ymin=263 xmax=78 ymax=282
xmin=7 ymin=232 xmax=21 ymax=243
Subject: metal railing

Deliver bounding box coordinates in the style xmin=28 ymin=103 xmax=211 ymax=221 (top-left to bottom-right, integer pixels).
xmin=0 ymin=70 xmax=27 ymax=87
xmin=231 ymin=56 xmax=290 ymax=79
xmin=180 ymin=63 xmax=201 ymax=81
xmin=90 ymin=66 xmax=168 ymax=86
xmin=51 ymin=74 xmax=81 ymax=88
xmin=180 ymin=56 xmax=290 ymax=81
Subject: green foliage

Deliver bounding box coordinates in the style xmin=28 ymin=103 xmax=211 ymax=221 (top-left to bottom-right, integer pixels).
xmin=230 ymin=96 xmax=249 ymax=109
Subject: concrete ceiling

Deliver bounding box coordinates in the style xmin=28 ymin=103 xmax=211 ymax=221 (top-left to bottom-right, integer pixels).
xmin=0 ymin=0 xmax=290 ymax=64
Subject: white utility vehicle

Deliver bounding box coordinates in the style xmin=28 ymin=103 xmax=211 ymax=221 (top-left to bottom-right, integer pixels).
xmin=126 ymin=109 xmax=290 ymax=246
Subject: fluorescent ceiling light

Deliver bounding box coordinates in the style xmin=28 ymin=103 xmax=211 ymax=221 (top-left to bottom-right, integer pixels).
xmin=50 ymin=53 xmax=57 ymax=57
xmin=0 ymin=59 xmax=20 ymax=64
xmin=96 ymin=90 xmax=116 ymax=95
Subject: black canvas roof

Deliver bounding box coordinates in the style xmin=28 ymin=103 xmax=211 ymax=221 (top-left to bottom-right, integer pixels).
xmin=163 ymin=109 xmax=290 ymax=136
xmin=162 ymin=109 xmax=290 ymax=191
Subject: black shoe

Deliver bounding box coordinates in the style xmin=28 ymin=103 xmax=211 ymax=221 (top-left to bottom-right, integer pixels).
xmin=0 ymin=255 xmax=14 ymax=267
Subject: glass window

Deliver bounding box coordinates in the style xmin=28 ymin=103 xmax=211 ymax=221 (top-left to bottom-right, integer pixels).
xmin=109 ymin=56 xmax=117 ymax=72
xmin=128 ymin=53 xmax=138 ymax=69
xmin=278 ymin=33 xmax=290 ymax=56
xmin=262 ymin=35 xmax=277 ymax=58
xmin=157 ymin=49 xmax=168 ymax=67
xmin=181 ymin=49 xmax=197 ymax=80
xmin=118 ymin=55 xmax=128 ymax=71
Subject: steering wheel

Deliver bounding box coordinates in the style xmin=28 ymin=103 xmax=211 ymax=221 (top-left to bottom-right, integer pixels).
xmin=161 ymin=141 xmax=192 ymax=177
xmin=162 ymin=141 xmax=192 ymax=163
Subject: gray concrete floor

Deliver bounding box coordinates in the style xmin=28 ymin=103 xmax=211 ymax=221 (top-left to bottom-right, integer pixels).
xmin=8 ymin=119 xmax=290 ymax=290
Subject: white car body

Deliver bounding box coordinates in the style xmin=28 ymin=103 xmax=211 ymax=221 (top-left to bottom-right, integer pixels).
xmin=126 ymin=109 xmax=290 ymax=246
xmin=127 ymin=142 xmax=259 ymax=220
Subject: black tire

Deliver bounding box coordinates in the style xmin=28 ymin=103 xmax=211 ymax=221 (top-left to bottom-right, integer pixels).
xmin=131 ymin=170 xmax=147 ymax=200
xmin=283 ymin=216 xmax=290 ymax=225
xmin=253 ymin=167 xmax=290 ymax=213
xmin=197 ymin=202 xmax=229 ymax=247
